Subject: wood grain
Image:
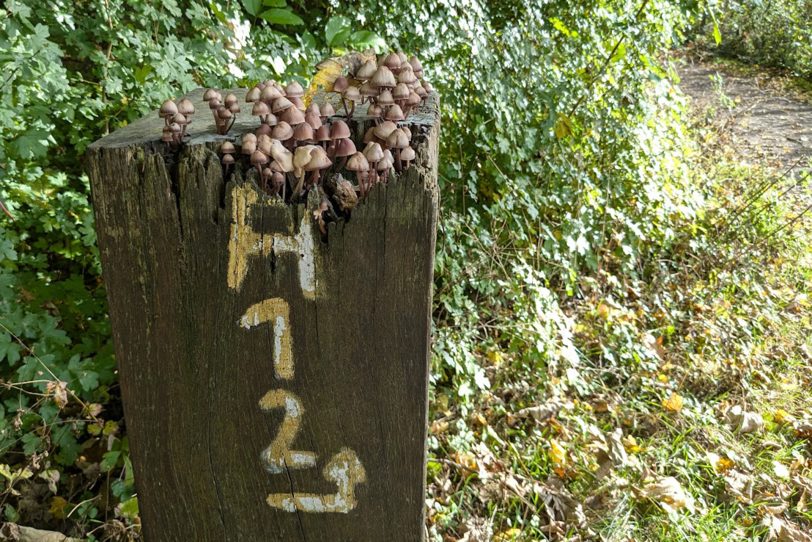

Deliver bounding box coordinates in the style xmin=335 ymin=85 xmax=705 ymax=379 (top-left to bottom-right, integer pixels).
xmin=86 ymin=89 xmax=439 ymax=542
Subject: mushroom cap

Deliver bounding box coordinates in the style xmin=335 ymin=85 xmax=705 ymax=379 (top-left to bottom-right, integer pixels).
xmin=222 ymin=153 xmax=235 ymax=165
xmin=229 ymin=103 xmax=241 ymax=114
xmin=373 ymin=120 xmax=398 ymax=141
xmin=159 ymin=100 xmax=178 ymax=118
xmin=177 ymin=98 xmax=195 ymax=116
xmin=168 ymin=122 xmax=181 ymax=133
xmin=272 ymin=96 xmax=294 ymax=114
xmin=397 ymin=51 xmax=408 ymax=64
xmin=367 ymin=104 xmax=383 ymax=118
xmin=281 ymin=107 xmax=305 ymax=126
xmin=203 ymin=89 xmax=219 ymax=101
xmin=332 ymin=76 xmax=349 ymax=93
xmin=329 ymin=120 xmax=351 ymax=140
xmin=217 ymin=108 xmax=232 ymax=120
xmin=400 ymin=125 xmax=412 ymax=139
xmin=415 ymin=85 xmax=428 ymax=98
xmin=293 ymin=122 xmax=314 ymax=142
xmin=393 ymin=83 xmax=410 ymax=100
xmin=359 ymin=82 xmax=379 ymax=97
xmin=272 ymin=121 xmax=293 ymax=141
xmin=161 ymin=127 xmax=174 ymax=142
xmin=264 ymin=113 xmax=278 ymax=127
xmin=245 ymin=87 xmax=261 ymax=102
xmin=346 ymin=152 xmax=370 ymax=172
xmin=363 ymin=126 xmax=377 ymax=144
xmin=398 ymin=66 xmax=417 ymax=84
xmin=334 ymin=137 xmax=357 ymax=158
xmin=221 ymin=142 xmax=236 ymax=154
xmin=269 ymin=160 xmax=285 ymax=173
xmin=271 ymin=171 xmax=285 ymax=188
xmin=409 ymin=56 xmax=423 ymax=72
xmin=314 ymin=125 xmax=331 ymax=142
xmin=250 ymin=150 xmax=269 ymax=166
xmin=320 ymin=102 xmax=335 ymax=118
xmin=304 ymin=146 xmax=332 ymax=171
xmin=255 ymin=124 xmax=272 ymax=136
xmin=385 ymin=104 xmax=405 ymax=122
xmin=173 ymin=113 xmax=189 ymax=125
xmin=383 ymin=53 xmax=402 ymax=70
xmin=241 ymin=141 xmax=257 ymax=155
xmin=387 ymin=128 xmax=410 ymax=149
xmin=344 ymin=86 xmax=361 ymax=102
xmin=377 ymin=89 xmax=394 ymax=106
xmin=305 ymin=112 xmax=322 ymax=130
xmin=261 ymin=85 xmax=283 ymax=102
xmin=306 ymin=103 xmax=321 ymax=116
xmin=289 ymin=96 xmax=305 ymax=111
xmin=371 ymin=66 xmax=397 ymax=88
xmin=363 ymin=141 xmax=384 ymax=163
xmin=400 ymin=146 xmax=416 ymax=162
xmin=294 ymin=145 xmax=316 ymax=171
xmin=270 ymin=140 xmax=294 ymax=172
xmin=252 ymin=101 xmax=271 ymax=116
xmin=242 ymin=133 xmax=258 ymax=145
xmin=407 ymin=91 xmax=421 ymax=106
xmin=356 ymin=60 xmax=378 ymax=80
xmin=208 ymin=99 xmax=221 ymax=110
xmin=377 ymin=155 xmax=394 ymax=171
xmin=257 ymin=134 xmax=273 ymax=155
xmin=285 ymin=81 xmax=305 ymax=98
xmin=422 ymin=81 xmax=433 ymax=92
xmin=224 ymin=93 xmax=238 ymax=106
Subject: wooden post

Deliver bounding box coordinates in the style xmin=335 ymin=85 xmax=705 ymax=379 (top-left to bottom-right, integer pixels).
xmin=86 ymin=89 xmax=439 ymax=541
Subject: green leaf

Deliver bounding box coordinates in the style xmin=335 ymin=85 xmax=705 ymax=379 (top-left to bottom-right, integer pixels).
xmin=100 ymin=450 xmax=121 ymax=472
xmin=349 ymin=30 xmax=387 ymax=51
xmin=554 ymin=113 xmax=573 ymax=139
xmin=242 ymin=0 xmax=262 ymax=16
xmin=713 ymin=22 xmax=722 ymax=45
xmin=119 ymin=497 xmax=139 ymax=519
xmin=260 ymin=8 xmax=304 ymax=26
xmin=263 ymin=0 xmax=286 ymax=5
xmin=549 ymin=17 xmax=578 ymax=38
xmin=325 ymin=15 xmax=351 ymax=46
xmin=133 ymin=65 xmax=153 ymax=84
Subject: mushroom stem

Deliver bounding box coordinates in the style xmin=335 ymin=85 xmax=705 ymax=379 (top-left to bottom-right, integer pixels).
xmin=348 ymin=101 xmax=355 ymax=119
xmin=340 ymin=95 xmax=348 ymax=117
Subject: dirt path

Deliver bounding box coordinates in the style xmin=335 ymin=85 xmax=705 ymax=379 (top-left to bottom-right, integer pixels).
xmin=677 ymin=55 xmax=812 ymax=170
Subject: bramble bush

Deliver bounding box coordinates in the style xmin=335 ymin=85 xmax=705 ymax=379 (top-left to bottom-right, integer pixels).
xmin=0 ymin=0 xmax=724 ymax=538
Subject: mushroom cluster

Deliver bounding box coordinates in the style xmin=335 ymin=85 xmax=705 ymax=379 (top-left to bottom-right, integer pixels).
xmin=203 ymin=90 xmax=241 ymax=135
xmin=159 ymin=98 xmax=195 ymax=145
xmin=160 ymin=51 xmax=431 ymax=229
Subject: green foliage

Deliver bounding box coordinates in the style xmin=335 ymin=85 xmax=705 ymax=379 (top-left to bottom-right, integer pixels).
xmin=7 ymin=0 xmax=804 ymax=538
xmin=699 ymin=0 xmax=812 ymax=79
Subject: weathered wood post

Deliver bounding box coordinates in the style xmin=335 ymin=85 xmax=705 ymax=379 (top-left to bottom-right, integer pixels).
xmin=86 ymin=88 xmax=439 ymax=541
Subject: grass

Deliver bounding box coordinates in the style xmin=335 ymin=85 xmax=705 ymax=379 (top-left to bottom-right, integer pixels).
xmin=426 ymin=67 xmax=812 ymax=541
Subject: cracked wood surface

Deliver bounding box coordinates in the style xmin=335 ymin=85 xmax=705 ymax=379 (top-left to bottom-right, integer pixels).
xmin=86 ymin=89 xmax=439 ymax=542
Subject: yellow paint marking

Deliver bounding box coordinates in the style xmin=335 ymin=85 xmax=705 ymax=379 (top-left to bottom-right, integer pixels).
xmin=240 ymin=298 xmax=294 ymax=380
xmin=266 ymin=448 xmax=367 ymax=514
xmin=226 ymin=184 xmax=316 ymax=298
xmin=259 ymin=389 xmax=317 ymax=474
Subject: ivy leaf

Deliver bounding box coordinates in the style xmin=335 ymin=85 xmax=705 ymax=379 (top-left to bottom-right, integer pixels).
xmin=349 ymin=30 xmax=387 ymax=51
xmin=242 ymin=0 xmax=262 ymax=16
xmin=263 ymin=0 xmax=286 ymax=6
xmin=100 ymin=451 xmax=121 ymax=472
xmin=260 ymin=8 xmax=304 ymax=26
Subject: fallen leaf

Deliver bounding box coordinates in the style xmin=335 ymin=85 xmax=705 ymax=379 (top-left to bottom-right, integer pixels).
xmin=516 ymin=400 xmax=563 ymax=423
xmin=49 ymin=496 xmax=69 ymax=519
xmin=726 ymin=405 xmax=764 ymax=433
xmin=773 ymin=409 xmax=792 ymax=425
xmin=662 ymin=392 xmax=684 ymax=413
xmin=549 ymin=438 xmax=568 ymax=468
xmin=641 ymin=476 xmax=695 ymax=514
xmin=762 ymin=514 xmax=812 ymax=542
xmin=707 ymin=452 xmax=735 ymax=474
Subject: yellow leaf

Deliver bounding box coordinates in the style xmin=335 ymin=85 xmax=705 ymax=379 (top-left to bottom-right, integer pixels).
xmin=622 ymin=434 xmax=643 ymax=453
xmin=707 ymin=452 xmax=734 ymax=473
xmin=596 ymin=302 xmax=610 ymax=320
xmin=50 ymin=496 xmax=69 ymax=519
xmin=662 ymin=392 xmax=684 ymax=412
xmin=452 ymin=451 xmax=478 ymax=471
xmin=554 ymin=113 xmax=573 ymax=139
xmin=549 ymin=438 xmax=567 ymax=467
xmin=486 ymin=349 xmax=504 ymax=366
xmin=773 ymin=408 xmax=792 ymax=424
xmin=493 ymin=528 xmax=522 ymax=542
xmin=304 ymin=51 xmax=377 ymax=107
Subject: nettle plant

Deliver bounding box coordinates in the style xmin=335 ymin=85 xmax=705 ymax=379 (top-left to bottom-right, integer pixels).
xmin=160 ymin=51 xmax=431 ymax=234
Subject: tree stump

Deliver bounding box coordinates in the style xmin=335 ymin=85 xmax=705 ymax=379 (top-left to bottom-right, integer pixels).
xmin=86 ymin=89 xmax=439 ymax=541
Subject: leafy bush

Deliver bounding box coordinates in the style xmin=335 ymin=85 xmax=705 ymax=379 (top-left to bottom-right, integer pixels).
xmin=0 ymin=0 xmax=723 ymax=538
xmin=700 ymin=0 xmax=812 ymax=79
